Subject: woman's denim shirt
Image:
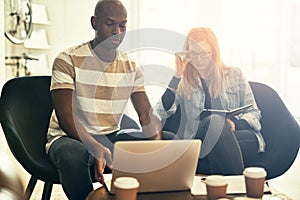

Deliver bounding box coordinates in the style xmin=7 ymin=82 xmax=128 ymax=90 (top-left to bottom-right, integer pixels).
xmin=156 ymin=67 xmax=265 ymax=152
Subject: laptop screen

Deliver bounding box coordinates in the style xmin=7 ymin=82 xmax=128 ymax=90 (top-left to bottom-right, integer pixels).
xmin=106 ymin=139 xmax=201 ymax=193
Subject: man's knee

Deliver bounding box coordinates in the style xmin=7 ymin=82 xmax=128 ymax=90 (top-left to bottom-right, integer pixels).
xmin=49 ymin=137 xmax=91 ymax=167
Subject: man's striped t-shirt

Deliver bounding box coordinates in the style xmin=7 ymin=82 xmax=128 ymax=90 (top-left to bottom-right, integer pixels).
xmin=46 ymin=42 xmax=145 ymax=152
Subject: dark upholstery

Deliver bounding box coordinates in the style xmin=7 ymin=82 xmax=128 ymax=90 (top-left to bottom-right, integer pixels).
xmin=162 ymin=81 xmax=300 ymax=179
xmin=0 ymin=76 xmax=139 ymax=200
xmin=249 ymin=82 xmax=300 ymax=179
xmin=0 ymin=76 xmax=57 ymax=200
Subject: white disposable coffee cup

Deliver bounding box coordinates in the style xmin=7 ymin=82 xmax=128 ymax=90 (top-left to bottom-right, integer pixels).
xmin=243 ymin=167 xmax=267 ymax=198
xmin=204 ymin=175 xmax=228 ymax=200
xmin=113 ymin=177 xmax=140 ymax=200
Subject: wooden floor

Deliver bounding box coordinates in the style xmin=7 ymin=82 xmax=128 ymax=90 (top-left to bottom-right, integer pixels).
xmin=268 ymin=151 xmax=300 ymax=199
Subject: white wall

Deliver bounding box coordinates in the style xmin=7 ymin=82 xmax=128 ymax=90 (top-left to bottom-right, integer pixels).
xmin=39 ymin=0 xmax=222 ymax=67
xmin=1 ymin=0 xmax=222 ymax=74
xmin=2 ymin=0 xmax=99 ymax=76
xmin=1 ymin=0 xmax=299 ymax=119
xmin=0 ymin=0 xmax=5 ymax=90
xmin=35 ymin=0 xmax=96 ymax=67
xmin=0 ymin=0 xmax=6 ymax=149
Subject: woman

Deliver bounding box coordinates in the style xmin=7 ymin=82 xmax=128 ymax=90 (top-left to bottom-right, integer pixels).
xmin=156 ymin=27 xmax=265 ymax=175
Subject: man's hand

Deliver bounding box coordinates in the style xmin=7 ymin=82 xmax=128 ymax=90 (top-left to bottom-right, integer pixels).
xmin=94 ymin=145 xmax=113 ymax=184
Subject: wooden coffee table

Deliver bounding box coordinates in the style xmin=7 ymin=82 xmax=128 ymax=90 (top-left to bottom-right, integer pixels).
xmin=86 ymin=185 xmax=290 ymax=200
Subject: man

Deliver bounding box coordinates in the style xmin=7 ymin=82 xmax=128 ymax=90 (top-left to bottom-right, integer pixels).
xmin=46 ymin=1 xmax=169 ymax=199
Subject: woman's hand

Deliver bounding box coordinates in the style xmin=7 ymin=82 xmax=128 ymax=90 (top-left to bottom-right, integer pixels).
xmin=175 ymin=52 xmax=189 ymax=78
xmin=93 ymin=145 xmax=112 ymax=184
xmin=226 ymin=118 xmax=236 ymax=132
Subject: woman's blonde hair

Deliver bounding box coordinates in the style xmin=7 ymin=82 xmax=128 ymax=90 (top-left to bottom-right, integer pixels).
xmin=177 ymin=27 xmax=225 ymax=99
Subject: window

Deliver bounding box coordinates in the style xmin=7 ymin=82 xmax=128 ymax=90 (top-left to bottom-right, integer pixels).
xmin=123 ymin=0 xmax=300 ymax=120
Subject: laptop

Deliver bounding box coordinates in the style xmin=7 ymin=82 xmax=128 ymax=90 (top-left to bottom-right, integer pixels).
xmin=104 ymin=139 xmax=201 ymax=194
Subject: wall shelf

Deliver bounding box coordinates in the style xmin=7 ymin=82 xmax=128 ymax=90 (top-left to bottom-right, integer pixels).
xmin=32 ymin=3 xmax=50 ymax=25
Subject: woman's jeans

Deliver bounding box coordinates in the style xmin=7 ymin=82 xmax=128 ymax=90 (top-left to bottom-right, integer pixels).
xmin=48 ymin=131 xmax=175 ymax=200
xmin=195 ymin=114 xmax=260 ymax=175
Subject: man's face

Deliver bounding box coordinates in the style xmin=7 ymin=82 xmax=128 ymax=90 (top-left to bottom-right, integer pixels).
xmin=93 ymin=1 xmax=127 ymax=49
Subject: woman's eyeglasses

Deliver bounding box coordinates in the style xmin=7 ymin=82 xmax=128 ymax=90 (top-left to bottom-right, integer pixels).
xmin=176 ymin=50 xmax=211 ymax=60
xmin=187 ymin=50 xmax=211 ymax=59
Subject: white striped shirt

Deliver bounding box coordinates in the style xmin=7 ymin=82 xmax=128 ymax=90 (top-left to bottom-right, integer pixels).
xmin=46 ymin=42 xmax=144 ymax=153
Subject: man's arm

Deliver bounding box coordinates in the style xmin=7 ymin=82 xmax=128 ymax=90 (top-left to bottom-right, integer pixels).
xmin=131 ymin=91 xmax=162 ymax=140
xmin=51 ymin=89 xmax=81 ymax=140
xmin=51 ymin=89 xmax=112 ymax=183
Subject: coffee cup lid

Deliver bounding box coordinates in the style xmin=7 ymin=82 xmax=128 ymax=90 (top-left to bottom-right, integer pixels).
xmin=243 ymin=167 xmax=267 ymax=178
xmin=113 ymin=177 xmax=140 ymax=189
xmin=205 ymin=175 xmax=227 ymax=186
